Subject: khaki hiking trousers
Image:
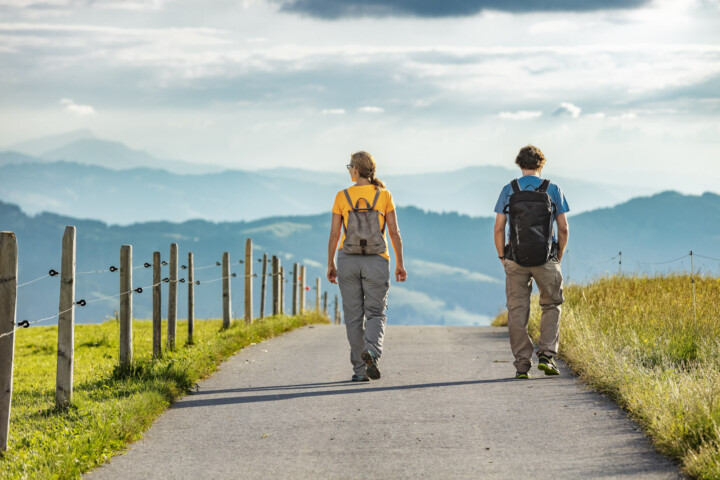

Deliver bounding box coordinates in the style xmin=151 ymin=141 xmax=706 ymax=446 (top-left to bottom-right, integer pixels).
xmin=503 ymin=258 xmax=564 ymax=373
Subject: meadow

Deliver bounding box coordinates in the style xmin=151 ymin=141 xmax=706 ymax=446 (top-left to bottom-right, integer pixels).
xmin=493 ymin=274 xmax=720 ymax=479
xmin=0 ymin=313 xmax=328 ymax=479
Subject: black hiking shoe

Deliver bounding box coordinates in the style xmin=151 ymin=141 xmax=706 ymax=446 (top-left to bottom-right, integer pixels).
xmin=361 ymin=349 xmax=381 ymax=380
xmin=515 ymin=371 xmax=530 ymax=380
xmin=537 ymin=355 xmax=560 ymax=376
xmin=351 ymin=374 xmax=369 ymax=382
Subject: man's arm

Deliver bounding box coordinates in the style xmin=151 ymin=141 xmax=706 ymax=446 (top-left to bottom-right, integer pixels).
xmin=385 ymin=210 xmax=407 ymax=282
xmin=556 ymin=213 xmax=569 ymax=261
xmin=494 ymin=213 xmax=507 ymax=262
xmin=327 ymin=213 xmax=343 ymax=284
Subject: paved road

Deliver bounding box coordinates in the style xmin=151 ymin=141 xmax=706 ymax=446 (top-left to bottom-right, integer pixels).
xmin=86 ymin=325 xmax=682 ymax=480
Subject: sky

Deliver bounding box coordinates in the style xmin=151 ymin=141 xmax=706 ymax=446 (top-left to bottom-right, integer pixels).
xmin=0 ymin=0 xmax=719 ymax=192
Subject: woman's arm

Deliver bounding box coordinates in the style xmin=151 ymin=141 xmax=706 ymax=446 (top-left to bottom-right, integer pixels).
xmin=385 ymin=210 xmax=407 ymax=282
xmin=327 ymin=213 xmax=343 ymax=284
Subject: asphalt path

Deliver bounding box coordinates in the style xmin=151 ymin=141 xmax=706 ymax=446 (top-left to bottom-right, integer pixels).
xmin=85 ymin=325 xmax=682 ymax=480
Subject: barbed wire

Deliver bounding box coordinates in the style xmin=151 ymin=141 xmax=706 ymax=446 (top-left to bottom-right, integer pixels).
xmin=193 ymin=262 xmax=221 ymax=271
xmin=17 ymin=269 xmax=59 ymax=288
xmin=629 ymin=254 xmax=690 ymax=266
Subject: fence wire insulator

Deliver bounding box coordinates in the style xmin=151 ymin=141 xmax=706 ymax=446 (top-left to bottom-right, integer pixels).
xmin=181 ymin=265 xmax=187 ymax=269
xmin=162 ymin=261 xmax=168 ymax=266
xmin=134 ymin=287 xmax=143 ymax=294
xmin=257 ymin=259 xmax=263 ymax=263
xmin=163 ymin=277 xmax=170 ymax=283
xmin=238 ymin=260 xmax=244 ymax=264
xmin=231 ymin=273 xmax=237 ymax=277
xmin=179 ymin=278 xmax=186 ymax=283
xmin=109 ymin=266 xmax=118 ymax=272
xmin=75 ymin=299 xmax=87 ymax=307
xmin=215 ymin=261 xmax=221 ymax=266
xmin=49 ymin=269 xmax=59 ymax=276
xmin=195 ymin=280 xmax=201 ymax=285
xmin=17 ymin=320 xmax=30 ymax=328
xmin=144 ymin=262 xmax=152 ymax=268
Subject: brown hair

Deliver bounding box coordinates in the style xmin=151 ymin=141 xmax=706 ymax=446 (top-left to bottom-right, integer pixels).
xmin=350 ymin=151 xmax=386 ymax=190
xmin=515 ymin=145 xmax=546 ymax=170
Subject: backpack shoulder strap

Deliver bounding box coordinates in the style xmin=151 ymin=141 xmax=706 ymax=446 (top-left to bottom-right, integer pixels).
xmin=510 ymin=179 xmax=521 ymax=194
xmin=370 ymin=188 xmax=382 ymax=209
xmin=343 ymin=189 xmax=354 ymax=211
xmin=537 ymin=179 xmax=551 ymax=193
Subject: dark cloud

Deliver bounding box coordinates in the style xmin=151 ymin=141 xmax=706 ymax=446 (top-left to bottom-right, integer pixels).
xmin=276 ymin=0 xmax=650 ymax=19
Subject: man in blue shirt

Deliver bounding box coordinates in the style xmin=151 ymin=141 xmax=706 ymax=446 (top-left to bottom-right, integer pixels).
xmin=493 ymin=145 xmax=570 ymax=379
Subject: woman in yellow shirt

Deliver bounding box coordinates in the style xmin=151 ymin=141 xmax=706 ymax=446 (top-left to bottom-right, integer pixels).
xmin=327 ymin=151 xmax=407 ymax=382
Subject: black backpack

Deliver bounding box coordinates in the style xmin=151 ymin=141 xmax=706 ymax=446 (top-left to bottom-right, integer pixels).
xmin=503 ymin=179 xmax=557 ymax=267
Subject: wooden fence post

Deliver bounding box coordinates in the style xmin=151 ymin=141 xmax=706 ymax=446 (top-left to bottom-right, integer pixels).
xmin=222 ymin=252 xmax=231 ymax=328
xmin=315 ymin=277 xmax=321 ymax=312
xmin=0 ymin=231 xmax=18 ymax=452
xmin=152 ymin=251 xmax=161 ymax=358
xmin=323 ymin=291 xmax=328 ymax=317
xmin=260 ymin=254 xmax=268 ymax=319
xmin=292 ymin=262 xmax=298 ymax=315
xmin=244 ymin=239 xmax=252 ymax=324
xmin=167 ymin=243 xmax=178 ymax=350
xmin=56 ymin=226 xmax=75 ymax=407
xmin=299 ymin=266 xmax=306 ymax=314
xmin=271 ymin=256 xmax=279 ymax=316
xmin=334 ymin=294 xmax=340 ymax=325
xmin=187 ymin=252 xmax=194 ymax=345
xmin=120 ymin=245 xmax=133 ymax=366
xmin=279 ymin=266 xmax=285 ymax=315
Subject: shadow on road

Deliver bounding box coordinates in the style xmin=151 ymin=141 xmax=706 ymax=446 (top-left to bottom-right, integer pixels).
xmin=174 ymin=377 xmax=520 ymax=409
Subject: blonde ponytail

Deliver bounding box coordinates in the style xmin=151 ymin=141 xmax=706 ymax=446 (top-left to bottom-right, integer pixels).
xmin=350 ymin=151 xmax=385 ymax=190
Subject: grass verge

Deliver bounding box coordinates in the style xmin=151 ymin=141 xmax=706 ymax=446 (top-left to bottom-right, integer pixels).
xmin=492 ymin=275 xmax=720 ymax=479
xmin=0 ymin=312 xmax=328 ymax=479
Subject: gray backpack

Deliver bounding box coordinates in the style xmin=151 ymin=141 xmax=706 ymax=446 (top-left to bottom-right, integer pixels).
xmin=342 ymin=188 xmax=387 ymax=255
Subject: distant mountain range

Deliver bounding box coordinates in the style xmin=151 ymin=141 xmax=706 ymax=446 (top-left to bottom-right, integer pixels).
xmin=0 ymin=130 xmax=656 ymax=224
xmin=1 ymin=191 xmax=718 ymax=327
xmin=4 ymin=130 xmax=225 ymax=175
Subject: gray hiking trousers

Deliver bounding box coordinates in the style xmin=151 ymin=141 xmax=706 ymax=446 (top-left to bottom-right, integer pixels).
xmin=337 ymin=250 xmax=390 ymax=376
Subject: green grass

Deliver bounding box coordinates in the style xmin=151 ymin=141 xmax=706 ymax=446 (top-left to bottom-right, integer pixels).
xmin=0 ymin=312 xmax=328 ymax=479
xmin=492 ymin=274 xmax=720 ymax=479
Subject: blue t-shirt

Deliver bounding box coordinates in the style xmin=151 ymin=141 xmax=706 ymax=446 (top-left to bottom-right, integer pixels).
xmin=494 ymin=175 xmax=570 ymax=241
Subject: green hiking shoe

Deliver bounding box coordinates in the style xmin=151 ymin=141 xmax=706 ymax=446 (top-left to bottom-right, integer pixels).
xmin=537 ymin=355 xmax=560 ymax=376
xmin=361 ymin=349 xmax=381 ymax=380
xmin=515 ymin=371 xmax=530 ymax=380
xmin=351 ymin=374 xmax=370 ymax=382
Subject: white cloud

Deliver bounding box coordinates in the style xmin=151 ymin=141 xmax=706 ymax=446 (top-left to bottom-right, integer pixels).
xmin=60 ymin=98 xmax=95 ymax=116
xmin=389 ymin=286 xmax=493 ymax=325
xmin=301 ymin=258 xmax=322 ymax=268
xmin=407 ymin=259 xmax=502 ymax=284
xmin=529 ymin=20 xmax=581 ymax=35
xmin=358 ymin=106 xmax=384 ymax=113
xmin=616 ymin=112 xmax=638 ymax=120
xmin=0 ymin=0 xmax=175 ymax=9
xmin=586 ymin=112 xmax=606 ymax=119
xmin=498 ymin=111 xmax=542 ymax=120
xmin=321 ymin=108 xmax=346 ymax=115
xmin=553 ymin=102 xmax=582 ymax=118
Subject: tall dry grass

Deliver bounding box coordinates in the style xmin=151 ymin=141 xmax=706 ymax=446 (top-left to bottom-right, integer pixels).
xmin=493 ymin=275 xmax=720 ymax=479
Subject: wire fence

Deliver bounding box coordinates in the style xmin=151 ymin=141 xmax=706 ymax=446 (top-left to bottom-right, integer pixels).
xmin=4 ymin=253 xmax=300 ymax=341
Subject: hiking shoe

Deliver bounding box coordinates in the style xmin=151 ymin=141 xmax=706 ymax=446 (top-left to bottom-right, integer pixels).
xmin=515 ymin=371 xmax=530 ymax=380
xmin=537 ymin=355 xmax=560 ymax=376
xmin=351 ymin=374 xmax=369 ymax=382
xmin=361 ymin=349 xmax=381 ymax=380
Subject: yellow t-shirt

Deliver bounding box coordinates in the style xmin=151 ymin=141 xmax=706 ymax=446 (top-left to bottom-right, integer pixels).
xmin=332 ymin=185 xmax=395 ymax=260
